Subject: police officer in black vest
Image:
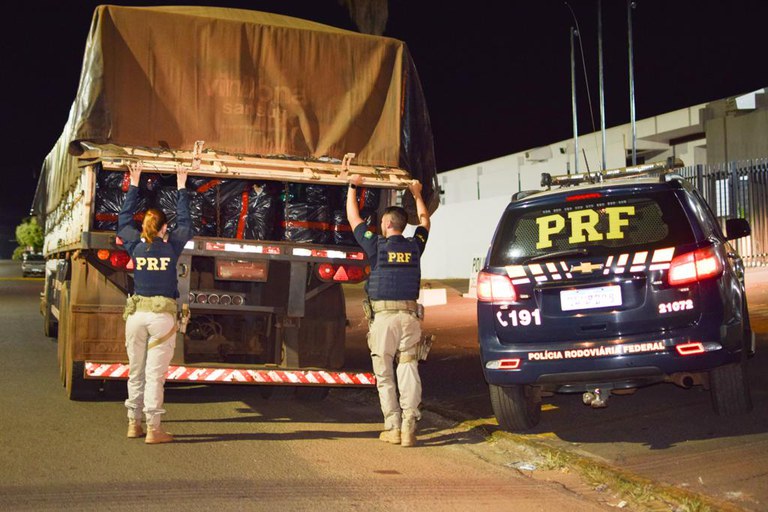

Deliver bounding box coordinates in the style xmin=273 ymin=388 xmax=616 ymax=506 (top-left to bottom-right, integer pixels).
xmin=346 ymin=174 xmax=430 ymax=447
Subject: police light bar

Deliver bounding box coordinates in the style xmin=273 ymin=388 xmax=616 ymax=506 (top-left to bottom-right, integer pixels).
xmin=542 ymin=158 xmax=684 ymax=188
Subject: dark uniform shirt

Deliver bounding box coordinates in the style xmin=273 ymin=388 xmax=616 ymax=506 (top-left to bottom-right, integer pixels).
xmin=353 ymin=223 xmax=428 ymax=301
xmin=117 ymin=185 xmax=192 ymax=299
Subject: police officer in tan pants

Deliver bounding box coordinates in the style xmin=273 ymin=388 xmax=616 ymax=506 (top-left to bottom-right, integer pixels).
xmin=118 ymin=162 xmax=192 ymax=444
xmin=346 ymin=175 xmax=430 ymax=447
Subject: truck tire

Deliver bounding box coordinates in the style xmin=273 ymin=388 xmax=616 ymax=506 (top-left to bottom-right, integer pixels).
xmin=710 ymin=361 xmax=752 ymax=416
xmin=489 ymin=383 xmax=541 ymax=432
xmin=43 ymin=275 xmax=58 ymax=338
xmin=58 ymin=282 xmax=100 ymax=400
xmin=57 ymin=284 xmax=71 ymax=386
xmin=65 ymin=361 xmax=101 ymax=401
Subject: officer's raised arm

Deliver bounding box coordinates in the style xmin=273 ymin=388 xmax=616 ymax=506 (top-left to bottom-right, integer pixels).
xmin=346 ymin=174 xmax=365 ymax=230
xmin=409 ymin=180 xmax=430 ymax=231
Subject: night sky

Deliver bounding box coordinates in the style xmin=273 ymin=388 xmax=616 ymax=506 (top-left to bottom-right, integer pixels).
xmin=2 ymin=0 xmax=768 ymax=255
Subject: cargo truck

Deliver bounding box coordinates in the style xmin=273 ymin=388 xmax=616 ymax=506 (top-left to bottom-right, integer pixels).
xmin=33 ymin=5 xmax=437 ymax=400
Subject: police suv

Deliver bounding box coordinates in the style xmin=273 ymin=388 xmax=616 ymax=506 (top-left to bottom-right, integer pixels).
xmin=477 ymin=162 xmax=754 ymax=431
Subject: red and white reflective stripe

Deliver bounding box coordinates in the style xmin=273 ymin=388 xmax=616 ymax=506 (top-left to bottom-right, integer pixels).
xmin=84 ymin=362 xmax=375 ymax=386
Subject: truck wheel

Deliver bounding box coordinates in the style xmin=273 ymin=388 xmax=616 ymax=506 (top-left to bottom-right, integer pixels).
xmin=43 ymin=275 xmax=58 ymax=338
xmin=489 ymin=383 xmax=541 ymax=432
xmin=65 ymin=360 xmax=101 ymax=401
xmin=58 ymin=282 xmax=100 ymax=400
xmin=57 ymin=284 xmax=71 ymax=386
xmin=710 ymin=361 xmax=752 ymax=416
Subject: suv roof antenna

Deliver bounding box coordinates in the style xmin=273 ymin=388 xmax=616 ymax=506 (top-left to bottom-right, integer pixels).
xmin=582 ymin=148 xmax=598 ymax=182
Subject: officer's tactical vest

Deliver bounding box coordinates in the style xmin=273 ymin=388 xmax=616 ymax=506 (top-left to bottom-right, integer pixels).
xmin=368 ymin=235 xmax=421 ymax=300
xmin=132 ymin=238 xmax=180 ymax=298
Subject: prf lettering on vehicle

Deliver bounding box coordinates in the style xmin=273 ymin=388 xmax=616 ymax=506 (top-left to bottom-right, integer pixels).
xmin=387 ymin=252 xmax=412 ymax=263
xmin=134 ymin=257 xmax=171 ymax=271
xmin=536 ymin=206 xmax=636 ymax=249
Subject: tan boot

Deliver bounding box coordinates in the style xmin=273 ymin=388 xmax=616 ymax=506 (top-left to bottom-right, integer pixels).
xmin=401 ymin=418 xmax=417 ymax=447
xmin=378 ymin=429 xmax=401 ymax=444
xmin=145 ymin=426 xmax=173 ymax=444
xmin=127 ymin=419 xmax=145 ymax=439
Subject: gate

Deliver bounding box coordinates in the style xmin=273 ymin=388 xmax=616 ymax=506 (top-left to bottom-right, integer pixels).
xmin=677 ymin=159 xmax=768 ymax=266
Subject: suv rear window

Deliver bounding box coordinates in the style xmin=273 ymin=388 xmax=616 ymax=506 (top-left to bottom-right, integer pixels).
xmin=489 ymin=190 xmax=696 ymax=266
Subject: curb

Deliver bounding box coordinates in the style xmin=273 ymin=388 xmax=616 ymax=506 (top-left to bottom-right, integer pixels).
xmin=423 ymin=402 xmax=746 ymax=512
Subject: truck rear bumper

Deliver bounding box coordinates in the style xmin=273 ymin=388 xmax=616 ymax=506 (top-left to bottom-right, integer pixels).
xmin=84 ymin=362 xmax=375 ymax=386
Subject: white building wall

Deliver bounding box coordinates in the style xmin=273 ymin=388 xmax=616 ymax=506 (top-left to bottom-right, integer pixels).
xmin=421 ymin=103 xmax=710 ymax=279
xmin=420 ymin=195 xmax=510 ymax=279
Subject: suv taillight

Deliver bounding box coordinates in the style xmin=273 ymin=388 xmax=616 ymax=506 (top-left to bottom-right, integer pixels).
xmin=668 ymin=246 xmax=723 ymax=286
xmin=477 ymin=271 xmax=516 ymax=302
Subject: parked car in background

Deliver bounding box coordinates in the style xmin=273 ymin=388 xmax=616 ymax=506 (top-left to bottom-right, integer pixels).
xmin=21 ymin=252 xmax=45 ymax=277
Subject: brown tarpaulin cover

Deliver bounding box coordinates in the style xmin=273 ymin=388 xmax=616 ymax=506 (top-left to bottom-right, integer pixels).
xmin=35 ymin=5 xmax=436 ymax=216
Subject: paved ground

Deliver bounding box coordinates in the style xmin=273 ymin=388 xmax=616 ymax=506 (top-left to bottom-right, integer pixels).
xmin=0 ymin=261 xmax=625 ymax=511
xmin=4 ymin=260 xmax=767 ymax=510
xmin=380 ymin=266 xmax=768 ymax=512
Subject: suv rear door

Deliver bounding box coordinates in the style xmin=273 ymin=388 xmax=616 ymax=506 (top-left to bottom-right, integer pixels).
xmin=484 ymin=183 xmax=705 ymax=344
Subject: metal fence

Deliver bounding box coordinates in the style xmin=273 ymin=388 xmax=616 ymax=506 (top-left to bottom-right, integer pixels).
xmin=676 ymin=159 xmax=768 ymax=266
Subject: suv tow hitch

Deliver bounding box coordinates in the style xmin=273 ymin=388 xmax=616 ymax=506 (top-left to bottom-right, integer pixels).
xmin=582 ymin=387 xmax=610 ymax=408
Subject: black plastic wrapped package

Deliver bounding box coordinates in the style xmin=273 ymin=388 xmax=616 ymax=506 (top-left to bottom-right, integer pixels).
xmin=94 ymin=188 xmax=149 ymax=231
xmin=282 ymin=202 xmax=331 ymax=244
xmin=332 ymin=209 xmax=377 ymax=246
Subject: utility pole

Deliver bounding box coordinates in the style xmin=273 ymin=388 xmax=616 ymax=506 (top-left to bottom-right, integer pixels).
xmin=627 ymin=0 xmax=637 ymax=165
xmin=598 ymin=0 xmax=607 ymax=171
xmin=571 ymin=26 xmax=580 ymax=175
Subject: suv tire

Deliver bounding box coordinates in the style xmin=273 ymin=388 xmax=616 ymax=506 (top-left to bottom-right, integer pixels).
xmin=489 ymin=383 xmax=541 ymax=431
xmin=710 ymin=361 xmax=752 ymax=416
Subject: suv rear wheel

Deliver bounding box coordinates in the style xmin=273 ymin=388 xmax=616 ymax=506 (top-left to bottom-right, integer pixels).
xmin=489 ymin=383 xmax=541 ymax=431
xmin=710 ymin=361 xmax=752 ymax=416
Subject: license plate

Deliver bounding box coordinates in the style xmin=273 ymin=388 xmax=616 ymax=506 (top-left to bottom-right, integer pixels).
xmin=560 ymin=285 xmax=622 ymax=311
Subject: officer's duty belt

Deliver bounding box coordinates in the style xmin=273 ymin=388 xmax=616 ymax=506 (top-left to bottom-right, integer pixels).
xmin=370 ymin=300 xmax=419 ymax=313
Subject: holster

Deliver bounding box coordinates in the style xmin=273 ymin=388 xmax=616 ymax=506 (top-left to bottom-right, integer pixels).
xmin=417 ymin=334 xmax=435 ymax=361
xmin=179 ymin=303 xmax=191 ymax=334
xmin=362 ymin=298 xmax=374 ymax=322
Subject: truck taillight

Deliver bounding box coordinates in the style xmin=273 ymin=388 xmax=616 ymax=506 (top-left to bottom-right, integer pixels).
xmin=316 ymin=263 xmax=367 ymax=283
xmin=477 ymin=271 xmax=516 ymax=303
xmin=668 ymin=246 xmax=723 ymax=286
xmin=97 ymin=249 xmax=131 ymax=269
xmin=318 ymin=264 xmax=335 ymax=280
xmin=109 ymin=251 xmax=131 ymax=269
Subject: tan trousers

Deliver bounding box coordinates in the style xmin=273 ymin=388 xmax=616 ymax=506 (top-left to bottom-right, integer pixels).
xmin=368 ymin=310 xmax=422 ymax=430
xmin=124 ymin=311 xmax=176 ymax=427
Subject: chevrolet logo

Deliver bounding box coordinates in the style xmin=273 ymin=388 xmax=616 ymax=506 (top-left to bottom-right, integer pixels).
xmin=570 ymin=262 xmax=604 ymax=274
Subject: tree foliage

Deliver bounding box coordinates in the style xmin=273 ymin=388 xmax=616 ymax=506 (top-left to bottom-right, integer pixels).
xmin=12 ymin=217 xmax=44 ymax=260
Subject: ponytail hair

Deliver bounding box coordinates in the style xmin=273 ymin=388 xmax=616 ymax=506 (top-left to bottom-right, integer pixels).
xmin=141 ymin=208 xmax=167 ymax=247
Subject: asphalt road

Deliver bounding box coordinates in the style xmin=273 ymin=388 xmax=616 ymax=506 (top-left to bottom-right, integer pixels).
xmin=0 ymin=261 xmax=615 ymax=512
xmin=406 ymin=272 xmax=768 ymax=512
